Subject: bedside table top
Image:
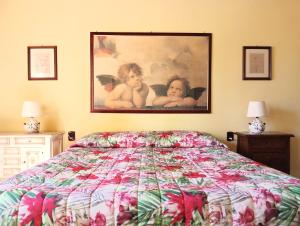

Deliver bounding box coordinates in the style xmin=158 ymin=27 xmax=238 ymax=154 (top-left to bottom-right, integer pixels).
xmin=235 ymin=131 xmax=294 ymax=137
xmin=0 ymin=131 xmax=64 ymax=136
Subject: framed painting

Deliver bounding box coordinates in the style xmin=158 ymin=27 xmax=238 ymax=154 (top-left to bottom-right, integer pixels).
xmin=243 ymin=46 xmax=272 ymax=80
xmin=28 ymin=46 xmax=57 ymax=80
xmin=90 ymin=32 xmax=212 ymax=113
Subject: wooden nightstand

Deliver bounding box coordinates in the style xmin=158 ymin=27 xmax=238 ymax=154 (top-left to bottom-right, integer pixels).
xmin=0 ymin=132 xmax=64 ymax=180
xmin=235 ymin=132 xmax=294 ymax=174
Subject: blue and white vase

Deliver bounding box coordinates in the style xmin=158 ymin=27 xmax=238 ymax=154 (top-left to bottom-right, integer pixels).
xmin=24 ymin=118 xmax=40 ymax=133
xmin=248 ymin=117 xmax=265 ymax=134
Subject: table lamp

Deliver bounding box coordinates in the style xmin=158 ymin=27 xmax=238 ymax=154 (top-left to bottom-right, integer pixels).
xmin=21 ymin=101 xmax=41 ymax=133
xmin=247 ymin=101 xmax=267 ymax=134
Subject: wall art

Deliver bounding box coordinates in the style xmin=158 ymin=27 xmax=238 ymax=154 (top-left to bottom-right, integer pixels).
xmin=91 ymin=32 xmax=211 ymax=113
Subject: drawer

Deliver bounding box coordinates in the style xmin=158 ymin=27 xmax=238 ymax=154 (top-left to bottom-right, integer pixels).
xmin=3 ymin=156 xmax=21 ymax=166
xmin=14 ymin=137 xmax=45 ymax=145
xmin=0 ymin=137 xmax=10 ymax=145
xmin=2 ymin=148 xmax=20 ymax=155
xmin=250 ymin=147 xmax=286 ymax=153
xmin=253 ymin=153 xmax=289 ymax=173
xmin=3 ymin=168 xmax=21 ymax=177
xmin=249 ymin=137 xmax=287 ymax=149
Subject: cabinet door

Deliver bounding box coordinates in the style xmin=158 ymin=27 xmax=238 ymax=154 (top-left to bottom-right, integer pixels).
xmin=20 ymin=148 xmax=45 ymax=170
xmin=0 ymin=147 xmax=22 ymax=180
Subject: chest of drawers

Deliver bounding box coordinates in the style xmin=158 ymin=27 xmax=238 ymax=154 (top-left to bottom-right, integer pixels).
xmin=0 ymin=132 xmax=64 ymax=180
xmin=235 ymin=132 xmax=294 ymax=174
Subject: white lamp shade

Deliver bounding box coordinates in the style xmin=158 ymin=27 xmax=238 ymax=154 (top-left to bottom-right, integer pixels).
xmin=21 ymin=101 xmax=41 ymax=118
xmin=247 ymin=101 xmax=267 ymax=117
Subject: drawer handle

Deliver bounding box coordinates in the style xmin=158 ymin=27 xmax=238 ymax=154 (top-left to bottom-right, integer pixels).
xmin=28 ymin=140 xmax=32 ymax=143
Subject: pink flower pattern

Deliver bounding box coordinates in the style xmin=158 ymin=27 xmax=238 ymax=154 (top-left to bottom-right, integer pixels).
xmin=0 ymin=131 xmax=299 ymax=225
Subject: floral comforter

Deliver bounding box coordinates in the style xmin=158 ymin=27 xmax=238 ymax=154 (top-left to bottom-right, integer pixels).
xmin=0 ymin=131 xmax=300 ymax=225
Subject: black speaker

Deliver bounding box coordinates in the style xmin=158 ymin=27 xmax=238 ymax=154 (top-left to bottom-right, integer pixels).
xmin=227 ymin=131 xmax=234 ymax=141
xmin=68 ymin=131 xmax=76 ymax=141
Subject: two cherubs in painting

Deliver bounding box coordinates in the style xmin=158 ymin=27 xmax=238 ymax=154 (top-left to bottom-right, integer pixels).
xmin=91 ymin=32 xmax=211 ymax=113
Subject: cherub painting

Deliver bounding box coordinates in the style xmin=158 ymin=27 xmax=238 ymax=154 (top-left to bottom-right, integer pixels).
xmin=103 ymin=63 xmax=149 ymax=109
xmin=91 ymin=32 xmax=212 ymax=113
xmin=151 ymin=75 xmax=205 ymax=108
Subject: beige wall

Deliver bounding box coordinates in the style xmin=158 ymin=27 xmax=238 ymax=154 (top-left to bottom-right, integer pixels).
xmin=0 ymin=0 xmax=299 ymax=177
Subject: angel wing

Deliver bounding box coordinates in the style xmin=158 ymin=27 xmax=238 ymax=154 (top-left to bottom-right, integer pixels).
xmin=150 ymin=84 xmax=167 ymax=96
xmin=96 ymin=74 xmax=121 ymax=92
xmin=96 ymin=74 xmax=120 ymax=85
xmin=188 ymin=87 xmax=206 ymax=100
xmin=150 ymin=84 xmax=206 ymax=99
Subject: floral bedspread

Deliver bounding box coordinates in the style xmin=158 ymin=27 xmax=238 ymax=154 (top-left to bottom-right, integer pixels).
xmin=0 ymin=131 xmax=300 ymax=225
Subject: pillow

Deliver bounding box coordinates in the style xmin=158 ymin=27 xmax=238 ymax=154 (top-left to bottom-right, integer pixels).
xmin=70 ymin=130 xmax=227 ymax=149
xmin=147 ymin=130 xmax=227 ymax=148
xmin=71 ymin=131 xmax=148 ymax=148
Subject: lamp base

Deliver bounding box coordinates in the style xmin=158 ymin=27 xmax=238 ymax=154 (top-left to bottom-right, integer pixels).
xmin=248 ymin=117 xmax=265 ymax=134
xmin=24 ymin=118 xmax=40 ymax=133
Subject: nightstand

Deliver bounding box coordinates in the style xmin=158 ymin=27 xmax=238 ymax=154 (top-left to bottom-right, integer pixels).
xmin=0 ymin=132 xmax=64 ymax=180
xmin=235 ymin=132 xmax=294 ymax=174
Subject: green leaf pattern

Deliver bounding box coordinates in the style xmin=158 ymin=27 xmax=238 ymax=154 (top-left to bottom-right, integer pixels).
xmin=0 ymin=131 xmax=299 ymax=225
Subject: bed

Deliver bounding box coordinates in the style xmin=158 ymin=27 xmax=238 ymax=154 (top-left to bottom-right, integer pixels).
xmin=0 ymin=130 xmax=300 ymax=225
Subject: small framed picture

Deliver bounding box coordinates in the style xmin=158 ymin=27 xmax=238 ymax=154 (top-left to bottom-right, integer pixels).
xmin=243 ymin=46 xmax=272 ymax=80
xmin=28 ymin=46 xmax=57 ymax=80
